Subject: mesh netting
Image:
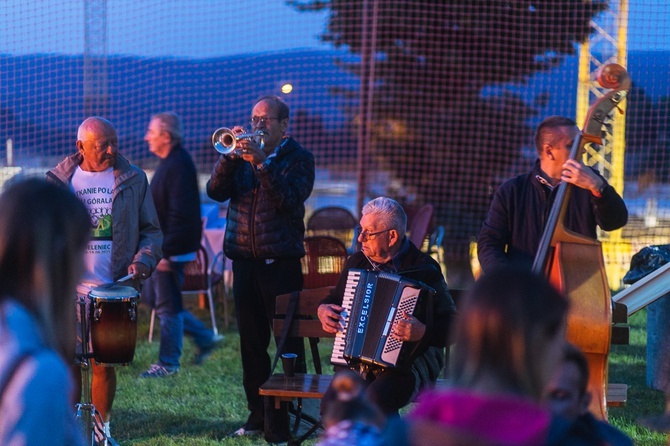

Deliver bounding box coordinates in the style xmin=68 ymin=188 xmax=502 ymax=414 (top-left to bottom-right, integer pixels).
xmin=0 ymin=0 xmax=668 ymax=289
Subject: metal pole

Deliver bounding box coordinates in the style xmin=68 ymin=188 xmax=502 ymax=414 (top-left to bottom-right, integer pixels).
xmin=6 ymin=138 xmax=13 ymax=166
xmin=355 ymin=0 xmax=379 ymax=217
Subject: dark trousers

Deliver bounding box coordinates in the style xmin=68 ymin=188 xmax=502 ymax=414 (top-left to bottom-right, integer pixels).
xmin=366 ymin=367 xmax=417 ymax=415
xmin=333 ymin=364 xmax=417 ymax=416
xmin=232 ymin=257 xmax=306 ymax=428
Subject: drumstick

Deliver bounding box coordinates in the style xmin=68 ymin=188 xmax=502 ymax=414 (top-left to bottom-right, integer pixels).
xmin=116 ymin=273 xmax=135 ymax=282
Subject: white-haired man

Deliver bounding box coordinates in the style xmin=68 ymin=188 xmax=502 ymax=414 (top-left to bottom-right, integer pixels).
xmin=318 ymin=197 xmax=457 ymax=416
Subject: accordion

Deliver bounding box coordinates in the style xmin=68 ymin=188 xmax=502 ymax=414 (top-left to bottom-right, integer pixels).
xmin=330 ymin=268 xmax=435 ymax=370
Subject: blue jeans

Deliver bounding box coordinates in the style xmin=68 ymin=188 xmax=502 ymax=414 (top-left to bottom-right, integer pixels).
xmin=143 ymin=261 xmax=214 ymax=369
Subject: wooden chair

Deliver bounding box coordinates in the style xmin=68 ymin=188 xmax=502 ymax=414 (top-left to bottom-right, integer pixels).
xmin=306 ymin=206 xmax=357 ymax=250
xmin=408 ymin=203 xmax=434 ymax=249
xmin=302 ymin=236 xmax=349 ymax=290
xmin=259 ymin=287 xmax=336 ymax=445
xmin=148 ymin=245 xmax=223 ymax=342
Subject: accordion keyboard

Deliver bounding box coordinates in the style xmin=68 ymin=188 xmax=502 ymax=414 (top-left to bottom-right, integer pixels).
xmin=330 ymin=269 xmax=360 ymax=366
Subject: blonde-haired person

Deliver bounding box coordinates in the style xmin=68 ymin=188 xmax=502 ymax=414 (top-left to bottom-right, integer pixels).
xmin=0 ymin=179 xmax=89 ymax=445
xmin=407 ymin=267 xmax=570 ymax=446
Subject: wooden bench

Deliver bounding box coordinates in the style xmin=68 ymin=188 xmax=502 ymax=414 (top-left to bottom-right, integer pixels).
xmin=259 ymin=286 xmax=336 ymax=445
xmin=608 ymin=302 xmax=629 ymax=408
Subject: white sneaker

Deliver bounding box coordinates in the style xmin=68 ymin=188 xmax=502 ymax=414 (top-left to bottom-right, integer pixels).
xmin=139 ymin=363 xmax=179 ymax=378
xmin=93 ymin=419 xmax=107 ymax=445
xmin=229 ymin=425 xmax=262 ymax=437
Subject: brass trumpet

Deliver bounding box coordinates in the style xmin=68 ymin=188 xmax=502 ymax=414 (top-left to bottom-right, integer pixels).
xmin=211 ymin=127 xmax=265 ymax=154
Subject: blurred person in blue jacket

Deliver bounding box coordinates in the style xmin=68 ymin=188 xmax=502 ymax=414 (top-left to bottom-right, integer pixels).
xmin=0 ymin=179 xmax=89 ymax=446
xmin=544 ymin=342 xmax=633 ymax=446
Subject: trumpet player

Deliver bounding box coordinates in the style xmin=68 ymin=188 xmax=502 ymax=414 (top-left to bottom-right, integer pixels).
xmin=206 ymin=95 xmax=315 ymax=442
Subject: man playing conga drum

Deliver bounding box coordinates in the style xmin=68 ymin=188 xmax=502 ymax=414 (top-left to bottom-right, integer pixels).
xmin=47 ymin=116 xmax=162 ymax=445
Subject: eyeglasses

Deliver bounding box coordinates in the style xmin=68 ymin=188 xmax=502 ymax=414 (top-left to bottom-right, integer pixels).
xmin=83 ymin=139 xmax=118 ymax=151
xmin=250 ymin=116 xmax=280 ymax=125
xmin=355 ymin=226 xmax=392 ymax=241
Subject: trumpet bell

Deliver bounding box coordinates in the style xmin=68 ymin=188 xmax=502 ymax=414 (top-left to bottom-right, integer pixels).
xmin=212 ymin=127 xmax=237 ymax=154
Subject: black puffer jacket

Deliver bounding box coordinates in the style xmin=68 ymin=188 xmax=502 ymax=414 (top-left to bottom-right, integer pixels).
xmin=206 ymin=137 xmax=315 ymax=260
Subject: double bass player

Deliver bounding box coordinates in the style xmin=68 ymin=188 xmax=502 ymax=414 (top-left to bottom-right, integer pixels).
xmin=478 ymin=65 xmax=631 ymax=418
xmin=478 ymin=111 xmax=630 ymax=421
xmin=477 ymin=115 xmax=628 ymax=274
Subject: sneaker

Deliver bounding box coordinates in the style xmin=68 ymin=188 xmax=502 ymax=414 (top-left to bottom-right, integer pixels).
xmin=93 ymin=422 xmax=120 ymax=446
xmin=95 ymin=435 xmax=120 ymax=446
xmin=139 ymin=363 xmax=179 ymax=378
xmin=94 ymin=421 xmax=107 ymax=446
xmin=193 ymin=333 xmax=224 ymax=365
xmin=228 ymin=425 xmax=262 ymax=437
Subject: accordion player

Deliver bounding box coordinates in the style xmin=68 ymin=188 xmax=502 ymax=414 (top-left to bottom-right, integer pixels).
xmin=331 ymin=268 xmax=436 ymax=372
xmin=316 ymin=197 xmax=457 ymax=415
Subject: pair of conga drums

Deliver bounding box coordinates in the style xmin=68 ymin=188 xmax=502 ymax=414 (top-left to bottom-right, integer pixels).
xmin=82 ymin=284 xmax=140 ymax=366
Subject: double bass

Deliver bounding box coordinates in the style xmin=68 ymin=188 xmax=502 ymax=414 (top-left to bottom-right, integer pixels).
xmin=532 ymin=63 xmax=630 ymax=420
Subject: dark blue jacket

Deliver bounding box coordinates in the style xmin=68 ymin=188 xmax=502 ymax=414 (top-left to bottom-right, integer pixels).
xmin=206 ymin=137 xmax=315 ymax=260
xmin=477 ymin=160 xmax=628 ymax=274
xmin=150 ymin=145 xmax=202 ymax=258
xmin=547 ymin=412 xmax=633 ymax=446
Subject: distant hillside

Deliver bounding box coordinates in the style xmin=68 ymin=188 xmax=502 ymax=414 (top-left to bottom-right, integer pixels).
xmin=0 ymin=49 xmax=667 ymax=166
xmin=0 ymin=49 xmax=359 ymax=164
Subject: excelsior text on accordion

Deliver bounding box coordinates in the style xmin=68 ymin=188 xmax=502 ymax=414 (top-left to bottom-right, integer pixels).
xmin=330 ymin=268 xmax=434 ymax=370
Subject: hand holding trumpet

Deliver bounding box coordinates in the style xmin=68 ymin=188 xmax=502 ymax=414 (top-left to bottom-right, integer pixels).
xmin=230 ymin=126 xmax=268 ymax=165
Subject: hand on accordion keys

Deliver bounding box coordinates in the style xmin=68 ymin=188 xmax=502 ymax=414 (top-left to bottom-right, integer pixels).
xmin=391 ymin=310 xmax=426 ymax=342
xmin=317 ymin=303 xmax=344 ymax=334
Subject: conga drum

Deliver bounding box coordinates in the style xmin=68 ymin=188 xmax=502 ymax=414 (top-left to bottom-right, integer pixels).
xmin=89 ymin=284 xmax=139 ymax=366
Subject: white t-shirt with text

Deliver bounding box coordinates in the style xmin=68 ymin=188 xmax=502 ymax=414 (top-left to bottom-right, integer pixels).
xmin=71 ymin=166 xmax=114 ymax=286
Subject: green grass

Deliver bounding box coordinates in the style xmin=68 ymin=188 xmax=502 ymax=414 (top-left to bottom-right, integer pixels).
xmin=107 ymin=302 xmax=670 ymax=445
xmin=109 ymin=302 xmax=323 ymax=445
xmin=607 ymin=309 xmax=668 ymax=445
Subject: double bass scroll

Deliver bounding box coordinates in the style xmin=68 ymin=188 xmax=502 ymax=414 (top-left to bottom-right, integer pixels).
xmin=532 ymin=63 xmax=630 ymax=421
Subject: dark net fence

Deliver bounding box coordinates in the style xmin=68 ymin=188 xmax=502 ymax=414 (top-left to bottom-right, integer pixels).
xmin=0 ymin=0 xmax=668 ymax=289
